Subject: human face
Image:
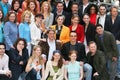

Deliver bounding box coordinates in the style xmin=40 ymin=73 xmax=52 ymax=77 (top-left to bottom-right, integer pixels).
xmin=43 ymin=3 xmax=49 ymax=12
xmin=47 ymin=30 xmax=55 ymax=40
xmin=17 ymin=41 xmax=25 ymax=51
xmin=35 ymin=47 xmax=41 ymax=56
xmin=0 ymin=11 xmax=3 ymax=20
xmin=90 ymin=6 xmax=96 ymax=14
xmin=70 ymin=32 xmax=77 ymax=42
xmin=35 ymin=17 xmax=43 ymax=23
xmin=71 ymin=17 xmax=79 ymax=25
xmin=111 ymin=8 xmax=118 ymax=17
xmin=57 ymin=16 xmax=64 ymax=25
xmin=53 ymin=53 xmax=61 ymax=61
xmin=69 ymin=53 xmax=77 ymax=61
xmin=71 ymin=4 xmax=78 ymax=14
xmin=96 ymin=26 xmax=103 ymax=35
xmin=9 ymin=13 xmax=16 ymax=22
xmin=99 ymin=6 xmax=106 ymax=15
xmin=24 ymin=14 xmax=30 ymax=22
xmin=29 ymin=2 xmax=35 ymax=11
xmin=57 ymin=3 xmax=63 ymax=12
xmin=89 ymin=43 xmax=97 ymax=54
xmin=83 ymin=15 xmax=90 ymax=24
xmin=0 ymin=45 xmax=5 ymax=55
xmin=83 ymin=0 xmax=89 ymax=4
xmin=14 ymin=1 xmax=20 ymax=10
xmin=2 ymin=0 xmax=8 ymax=3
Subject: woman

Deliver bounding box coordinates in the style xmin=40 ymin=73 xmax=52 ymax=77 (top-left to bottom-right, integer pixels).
xmin=45 ymin=50 xmax=64 ymax=80
xmin=69 ymin=14 xmax=84 ymax=43
xmin=64 ymin=50 xmax=83 ymax=80
xmin=3 ymin=11 xmax=18 ymax=51
xmin=26 ymin=0 xmax=39 ymax=22
xmin=25 ymin=45 xmax=44 ymax=80
xmin=22 ymin=0 xmax=40 ymax=13
xmin=0 ymin=10 xmax=4 ymax=42
xmin=41 ymin=1 xmax=54 ymax=30
xmin=50 ymin=15 xmax=70 ymax=43
xmin=11 ymin=0 xmax=22 ymax=23
xmin=30 ymin=13 xmax=45 ymax=46
xmin=82 ymin=13 xmax=96 ymax=53
xmin=19 ymin=10 xmax=31 ymax=56
xmin=9 ymin=38 xmax=29 ymax=80
xmin=87 ymin=4 xmax=98 ymax=25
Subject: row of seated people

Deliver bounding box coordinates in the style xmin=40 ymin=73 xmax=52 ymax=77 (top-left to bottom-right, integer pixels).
xmin=0 ymin=24 xmax=119 ymax=80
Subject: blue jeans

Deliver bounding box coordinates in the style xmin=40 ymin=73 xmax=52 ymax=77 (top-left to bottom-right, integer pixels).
xmin=84 ymin=63 xmax=92 ymax=80
xmin=117 ymin=44 xmax=120 ymax=74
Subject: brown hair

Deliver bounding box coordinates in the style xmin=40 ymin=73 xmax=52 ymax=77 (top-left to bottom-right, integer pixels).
xmin=51 ymin=50 xmax=63 ymax=68
xmin=11 ymin=0 xmax=20 ymax=10
xmin=69 ymin=50 xmax=78 ymax=57
xmin=13 ymin=38 xmax=27 ymax=50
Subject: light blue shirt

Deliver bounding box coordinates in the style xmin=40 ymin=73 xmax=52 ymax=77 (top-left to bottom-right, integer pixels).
xmin=0 ymin=22 xmax=4 ymax=42
xmin=19 ymin=22 xmax=31 ymax=43
xmin=65 ymin=61 xmax=82 ymax=80
xmin=3 ymin=21 xmax=18 ymax=50
xmin=0 ymin=1 xmax=10 ymax=17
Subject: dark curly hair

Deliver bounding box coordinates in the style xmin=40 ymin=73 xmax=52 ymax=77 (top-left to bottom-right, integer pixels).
xmin=87 ymin=4 xmax=98 ymax=15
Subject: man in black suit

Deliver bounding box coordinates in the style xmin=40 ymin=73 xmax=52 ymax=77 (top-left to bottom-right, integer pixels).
xmin=95 ymin=24 xmax=118 ymax=80
xmin=61 ymin=31 xmax=92 ymax=80
xmin=53 ymin=1 xmax=70 ymax=26
xmin=97 ymin=4 xmax=110 ymax=31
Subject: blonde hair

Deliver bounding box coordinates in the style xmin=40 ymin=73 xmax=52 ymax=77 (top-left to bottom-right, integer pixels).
xmin=21 ymin=10 xmax=31 ymax=24
xmin=41 ymin=1 xmax=52 ymax=16
xmin=30 ymin=45 xmax=43 ymax=65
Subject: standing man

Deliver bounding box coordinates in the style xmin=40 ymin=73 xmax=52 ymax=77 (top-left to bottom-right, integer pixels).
xmin=61 ymin=31 xmax=92 ymax=80
xmin=95 ymin=24 xmax=118 ymax=80
xmin=38 ymin=29 xmax=61 ymax=61
xmin=0 ymin=43 xmax=12 ymax=80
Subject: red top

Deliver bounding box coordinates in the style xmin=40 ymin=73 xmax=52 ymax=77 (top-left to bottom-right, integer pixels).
xmin=69 ymin=24 xmax=85 ymax=43
xmin=90 ymin=13 xmax=97 ymax=25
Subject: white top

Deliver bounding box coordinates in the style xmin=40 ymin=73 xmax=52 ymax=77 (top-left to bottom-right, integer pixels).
xmin=47 ymin=39 xmax=56 ymax=60
xmin=0 ymin=54 xmax=9 ymax=74
xmin=83 ymin=3 xmax=89 ymax=14
xmin=30 ymin=22 xmax=42 ymax=45
xmin=98 ymin=14 xmax=106 ymax=29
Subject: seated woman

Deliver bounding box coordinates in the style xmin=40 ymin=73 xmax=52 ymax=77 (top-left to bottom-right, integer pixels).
xmin=45 ymin=50 xmax=64 ymax=80
xmin=9 ymin=38 xmax=29 ymax=80
xmin=25 ymin=45 xmax=44 ymax=80
xmin=64 ymin=50 xmax=83 ymax=80
xmin=50 ymin=15 xmax=70 ymax=44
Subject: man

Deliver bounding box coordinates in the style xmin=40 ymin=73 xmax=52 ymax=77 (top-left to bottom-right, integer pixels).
xmin=97 ymin=4 xmax=110 ymax=30
xmin=0 ymin=0 xmax=11 ymax=18
xmin=61 ymin=31 xmax=92 ymax=80
xmin=63 ymin=0 xmax=73 ymax=13
xmin=87 ymin=41 xmax=109 ymax=80
xmin=53 ymin=1 xmax=70 ymax=26
xmin=0 ymin=43 xmax=11 ymax=80
xmin=38 ymin=29 xmax=61 ymax=60
xmin=95 ymin=24 xmax=118 ymax=80
xmin=106 ymin=6 xmax=120 ymax=78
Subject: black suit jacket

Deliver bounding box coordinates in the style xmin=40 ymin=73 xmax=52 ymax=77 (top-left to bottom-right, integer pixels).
xmin=61 ymin=42 xmax=86 ymax=62
xmin=97 ymin=15 xmax=110 ymax=31
xmin=84 ymin=23 xmax=96 ymax=45
xmin=63 ymin=0 xmax=72 ymax=12
xmin=106 ymin=15 xmax=120 ymax=40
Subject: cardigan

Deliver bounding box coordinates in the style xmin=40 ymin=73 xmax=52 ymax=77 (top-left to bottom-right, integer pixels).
xmin=45 ymin=61 xmax=64 ymax=80
xmin=50 ymin=25 xmax=70 ymax=43
xmin=0 ymin=22 xmax=4 ymax=42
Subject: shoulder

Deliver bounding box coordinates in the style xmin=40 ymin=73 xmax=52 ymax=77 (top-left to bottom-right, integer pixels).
xmin=62 ymin=25 xmax=69 ymax=30
xmin=50 ymin=13 xmax=54 ymax=16
xmin=4 ymin=53 xmax=9 ymax=59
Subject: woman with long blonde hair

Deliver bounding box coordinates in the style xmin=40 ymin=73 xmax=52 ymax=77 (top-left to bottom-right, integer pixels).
xmin=41 ymin=1 xmax=54 ymax=30
xmin=25 ymin=45 xmax=45 ymax=80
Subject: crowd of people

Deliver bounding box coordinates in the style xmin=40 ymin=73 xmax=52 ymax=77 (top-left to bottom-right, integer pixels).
xmin=0 ymin=0 xmax=120 ymax=80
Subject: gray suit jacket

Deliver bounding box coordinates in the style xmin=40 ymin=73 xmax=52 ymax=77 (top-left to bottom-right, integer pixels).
xmin=95 ymin=31 xmax=118 ymax=59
